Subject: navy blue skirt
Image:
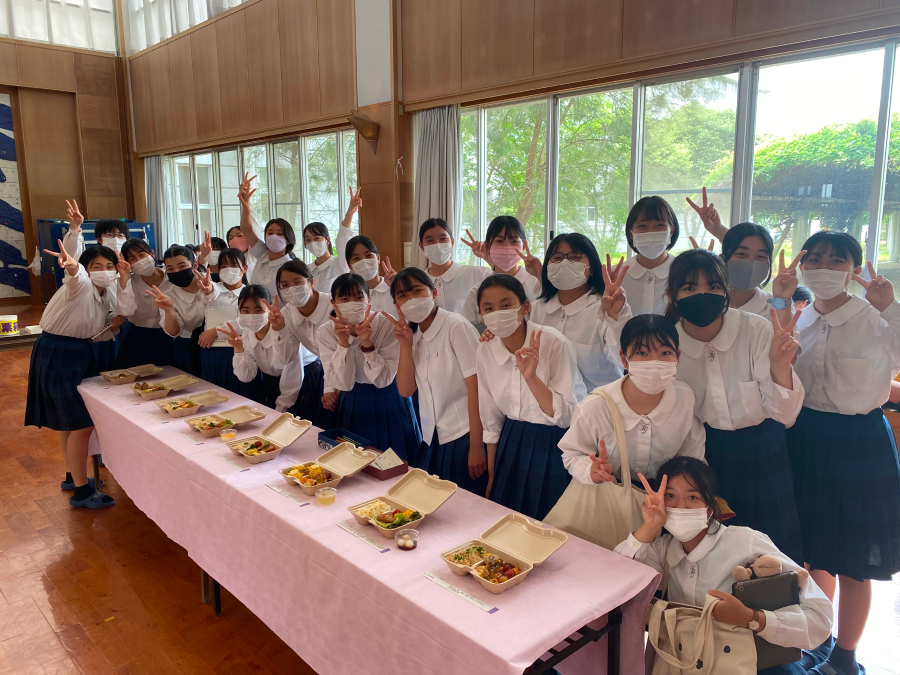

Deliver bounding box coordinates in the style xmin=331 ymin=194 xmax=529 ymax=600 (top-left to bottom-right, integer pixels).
xmin=25 ymin=332 xmax=95 ymax=431
xmin=787 ymin=406 xmax=900 ymax=581
xmin=114 ymin=324 xmax=172 ymax=369
xmin=489 ymin=419 xmax=570 ymax=521
xmin=336 ymin=381 xmax=422 ymax=461
xmin=172 ymin=326 xmax=203 ymax=377
xmin=91 ymin=338 xmax=117 ymax=376
xmin=288 ymin=359 xmax=330 ymax=425
xmin=705 ymin=418 xmax=804 ymax=565
xmin=417 ymin=432 xmax=489 ymax=496
xmin=200 ymin=346 xmax=263 ymax=402
xmin=259 ymin=371 xmax=282 ymax=410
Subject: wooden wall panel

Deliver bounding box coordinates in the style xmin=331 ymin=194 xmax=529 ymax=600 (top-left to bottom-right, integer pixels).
xmin=190 ymin=25 xmax=223 ymax=141
xmin=622 ymin=0 xmax=734 ymax=59
xmin=735 ymin=0 xmax=881 ymax=36
xmin=401 ymin=0 xmax=461 ymax=102
xmin=128 ymin=56 xmax=154 ymax=153
xmin=245 ymin=0 xmax=284 ymax=130
xmin=534 ymin=0 xmax=623 ymax=76
xmin=278 ymin=0 xmax=320 ymax=123
xmin=317 ymin=0 xmax=356 ymax=116
xmin=146 ymin=46 xmax=176 ymax=150
xmin=17 ymin=44 xmax=76 ymax=91
xmin=356 ymin=102 xmax=395 ymax=188
xmin=167 ymin=36 xmax=197 ymax=145
xmin=216 ymin=11 xmax=251 ymax=136
xmin=461 ymin=0 xmax=533 ymax=90
xmin=0 ymin=42 xmax=18 ymax=86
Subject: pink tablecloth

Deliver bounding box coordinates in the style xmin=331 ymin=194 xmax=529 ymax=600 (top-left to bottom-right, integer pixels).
xmin=79 ymin=369 xmax=659 ymax=675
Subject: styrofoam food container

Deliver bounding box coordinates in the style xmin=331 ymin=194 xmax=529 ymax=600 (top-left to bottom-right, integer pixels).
xmin=100 ymin=369 xmax=138 ymax=385
xmin=227 ymin=414 xmax=311 ymax=464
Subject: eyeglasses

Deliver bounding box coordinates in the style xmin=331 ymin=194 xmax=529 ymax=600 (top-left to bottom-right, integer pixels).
xmin=278 ymin=279 xmax=309 ymax=290
xmin=548 ymin=252 xmax=586 ymax=264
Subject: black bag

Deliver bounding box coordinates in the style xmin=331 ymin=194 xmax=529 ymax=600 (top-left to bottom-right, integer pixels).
xmin=732 ymin=571 xmax=802 ymax=669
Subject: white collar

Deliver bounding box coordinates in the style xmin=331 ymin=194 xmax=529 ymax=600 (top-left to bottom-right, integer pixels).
xmin=737 ymin=288 xmax=770 ymax=316
xmin=429 ymin=261 xmax=462 ymax=283
xmin=371 ymin=279 xmax=391 ymax=295
xmin=489 ymin=320 xmax=538 ymax=366
xmin=796 ymin=294 xmax=869 ymax=330
xmin=592 ymin=377 xmax=677 ymax=431
xmin=267 ymin=254 xmax=290 ymax=267
xmin=666 ymin=525 xmax=727 ymax=567
xmin=626 ymin=254 xmax=672 ymax=280
xmin=544 ymin=291 xmax=600 ymax=316
xmin=419 ymin=307 xmax=449 ymax=343
xmin=315 ymin=255 xmax=335 ymax=270
xmin=170 ymin=285 xmax=199 ymax=303
xmin=297 ymin=290 xmax=332 ymax=324
xmin=677 ymin=308 xmax=740 ymax=359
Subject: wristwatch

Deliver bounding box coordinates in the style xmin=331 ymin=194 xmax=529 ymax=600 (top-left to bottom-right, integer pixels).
xmin=748 ymin=609 xmax=761 ymax=632
xmin=767 ymin=297 xmax=790 ymax=310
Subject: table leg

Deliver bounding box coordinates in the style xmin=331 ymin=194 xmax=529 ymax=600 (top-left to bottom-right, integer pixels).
xmin=606 ymin=607 xmax=622 ymax=675
xmin=200 ymin=570 xmax=209 ymax=603
xmin=523 ymin=606 xmax=623 ymax=675
xmin=92 ymin=454 xmax=101 ymax=487
xmin=212 ymin=579 xmax=221 ymax=616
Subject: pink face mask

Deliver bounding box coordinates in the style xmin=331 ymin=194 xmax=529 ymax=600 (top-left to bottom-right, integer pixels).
xmin=490 ymin=245 xmax=522 ymax=271
xmin=229 ymin=236 xmax=249 ymax=253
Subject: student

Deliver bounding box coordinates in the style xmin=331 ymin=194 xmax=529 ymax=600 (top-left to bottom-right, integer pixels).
xmin=268 ymin=260 xmax=333 ymax=425
xmin=615 ymin=457 xmax=832 ymax=675
xmin=385 ymin=268 xmax=488 ymax=493
xmin=460 ymin=216 xmax=542 ymax=324
xmin=792 ymin=285 xmax=812 ymax=310
xmin=665 ymin=249 xmax=805 ymax=565
xmin=196 ymin=232 xmax=228 ymax=283
xmin=418 ymin=217 xmax=490 ymax=315
xmin=303 ymin=186 xmax=361 ymax=295
xmin=61 ymin=199 xmax=129 ymax=259
xmin=26 ymin=241 xmax=121 ymax=509
xmin=316 ymin=273 xmax=422 ymax=459
xmin=114 ymin=239 xmax=173 ymax=367
xmin=145 ymin=245 xmax=207 ymax=377
xmin=788 ymin=231 xmax=900 ymax=675
xmin=475 ymin=274 xmax=583 ymax=520
xmin=559 ymin=315 xmax=705 ymax=485
xmin=226 ymin=225 xmax=256 ymax=284
xmin=238 ymin=173 xmax=297 ymax=298
xmin=345 ymin=235 xmax=397 ymax=318
xmin=217 ymin=285 xmax=304 ymax=411
xmin=529 ymin=233 xmax=631 ymax=391
xmin=619 ymin=196 xmax=680 ymax=316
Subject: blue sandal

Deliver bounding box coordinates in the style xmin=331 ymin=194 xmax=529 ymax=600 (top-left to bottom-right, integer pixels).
xmin=60 ymin=476 xmax=103 ymax=491
xmin=69 ymin=490 xmax=115 ymax=509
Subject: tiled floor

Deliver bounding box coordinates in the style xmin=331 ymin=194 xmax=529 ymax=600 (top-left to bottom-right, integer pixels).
xmin=1 ymin=304 xmax=899 ymax=674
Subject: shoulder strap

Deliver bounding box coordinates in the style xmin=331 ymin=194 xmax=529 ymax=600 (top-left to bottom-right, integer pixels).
xmin=593 ymin=388 xmax=633 ymax=488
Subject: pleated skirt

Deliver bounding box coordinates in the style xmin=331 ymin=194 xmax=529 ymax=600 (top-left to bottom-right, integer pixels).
xmin=25 ymin=332 xmax=95 ymax=431
xmin=199 ymin=346 xmax=263 ymax=402
xmin=489 ymin=419 xmax=570 ymax=522
xmin=336 ymin=381 xmax=422 ymax=461
xmin=787 ymin=406 xmax=900 ymax=581
xmin=91 ymin=338 xmax=117 ymax=376
xmin=259 ymin=372 xmax=282 ymax=410
xmin=705 ymin=418 xmax=804 ymax=565
xmin=417 ymin=431 xmax=489 ymax=496
xmin=287 ymin=359 xmax=331 ymax=426
xmin=172 ymin=326 xmax=203 ymax=377
xmin=114 ymin=324 xmax=173 ymax=369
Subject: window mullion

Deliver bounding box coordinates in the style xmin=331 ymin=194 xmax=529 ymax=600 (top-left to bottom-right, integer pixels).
xmin=629 ymin=82 xmax=645 ymax=210
xmin=476 ymin=107 xmax=486 ymax=252
xmin=866 ymin=41 xmax=897 ymax=272
xmin=545 ymin=96 xmax=559 ymax=248
xmin=267 ymin=142 xmax=276 ymax=227
xmin=732 ymin=61 xmax=759 ymax=226
xmin=300 ymin=136 xmax=311 ymax=264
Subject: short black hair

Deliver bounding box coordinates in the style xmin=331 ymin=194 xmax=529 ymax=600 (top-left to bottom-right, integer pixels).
xmin=303 ymin=222 xmax=332 ymax=254
xmin=800 ymin=231 xmax=863 ymax=268
xmin=346 ymin=235 xmax=378 ymax=263
xmin=330 ymin=272 xmax=370 ymax=301
xmin=656 ymin=456 xmax=723 ymax=532
xmin=664 ymin=249 xmax=730 ymax=323
xmin=620 ymin=314 xmax=679 ymax=359
xmin=275 ymin=259 xmax=313 ymax=304
xmin=476 ymin=273 xmax=527 ymax=311
xmin=625 ymin=196 xmax=679 ymax=253
xmin=218 ymin=247 xmax=246 ymax=270
xmin=721 ymin=222 xmax=774 ymax=286
xmin=485 ymin=215 xmax=526 ymax=248
xmin=418 ymin=218 xmax=452 ymax=243
xmin=184 ymin=243 xmax=199 ymax=253
xmin=390 ymin=267 xmax=434 ymax=302
xmin=238 ymin=284 xmax=271 ymax=310
xmin=539 ymin=233 xmax=605 ymax=301
xmin=793 ymin=285 xmax=813 ymax=304
xmin=264 ymin=218 xmax=297 ymax=256
xmin=95 ymin=219 xmax=129 ymax=240
xmin=226 ymin=226 xmax=244 ymax=244
xmin=79 ymin=244 xmax=117 ymax=268
xmin=163 ymin=245 xmax=195 ymax=263
xmin=210 ymin=237 xmax=227 ymax=251
xmin=121 ymin=238 xmax=154 ymax=262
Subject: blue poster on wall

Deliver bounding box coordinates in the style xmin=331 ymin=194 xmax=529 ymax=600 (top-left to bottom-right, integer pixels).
xmin=0 ymin=93 xmax=27 ymax=298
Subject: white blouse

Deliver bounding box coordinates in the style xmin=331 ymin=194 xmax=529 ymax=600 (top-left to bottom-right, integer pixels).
xmin=317 ymin=312 xmax=399 ymax=391
xmin=733 ymin=288 xmax=773 ymax=318
xmin=675 ymin=309 xmax=803 ymax=431
xmin=274 ymin=291 xmax=333 ymax=360
xmin=476 ymin=321 xmax=584 ymax=443
xmin=309 ymin=224 xmax=351 ymax=296
xmin=62 ymin=226 xmax=84 ymax=261
xmin=369 ymin=279 xmax=396 ymax=318
xmin=462 ymin=266 xmax=542 ymax=324
xmin=615 ymin=525 xmax=832 ymax=650
xmin=159 ymin=285 xmax=206 ymax=338
xmin=40 ymin=265 xmax=115 ymax=339
xmin=201 ymin=281 xmax=245 ymax=307
xmin=233 ymin=326 xmax=306 ymax=412
xmin=620 ymin=254 xmax=673 ymax=316
xmin=559 ymin=377 xmax=706 ymax=485
xmin=411 ymin=309 xmax=480 ymax=445
xmin=116 ymin=274 xmax=168 ymax=329
xmin=794 ymin=295 xmax=900 ymax=415
xmin=529 ymin=292 xmax=630 ymax=391
xmin=428 ymin=262 xmax=491 ymax=315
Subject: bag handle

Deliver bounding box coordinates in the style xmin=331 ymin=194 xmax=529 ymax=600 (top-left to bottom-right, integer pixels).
xmin=593 ymin=388 xmax=634 ymax=489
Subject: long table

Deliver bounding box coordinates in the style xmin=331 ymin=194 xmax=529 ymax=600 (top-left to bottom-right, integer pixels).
xmin=79 ymin=367 xmax=659 ymax=675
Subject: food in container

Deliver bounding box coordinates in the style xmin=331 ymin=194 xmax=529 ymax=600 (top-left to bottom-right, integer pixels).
xmin=187 ymin=414 xmax=235 ymax=437
xmin=226 ymin=414 xmax=311 ymax=464
xmin=279 ymin=443 xmax=377 ymax=495
xmin=162 ymin=399 xmax=199 ymax=417
xmin=286 ymin=463 xmax=334 ymax=487
xmin=475 ymin=555 xmax=521 ymax=584
xmin=353 ymin=500 xmax=391 ymax=521
xmin=236 ymin=439 xmax=276 ymax=456
xmin=316 ymin=487 xmax=336 ymax=505
xmin=100 ymin=369 xmax=138 ymax=384
xmin=395 ymin=529 xmax=418 ymax=550
xmin=373 ymin=508 xmax=422 ymax=531
xmin=132 ymin=381 xmax=169 ymax=400
xmin=444 ymin=544 xmax=490 ymax=567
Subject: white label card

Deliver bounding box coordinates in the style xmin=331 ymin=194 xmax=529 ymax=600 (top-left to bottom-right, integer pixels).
xmin=215 ymin=453 xmax=250 ymax=472
xmin=142 ymin=410 xmax=169 ymax=424
xmin=265 ymin=481 xmax=309 ymax=506
xmin=422 ymin=572 xmax=499 ymax=614
xmin=336 ymin=521 xmax=391 ymax=553
xmin=175 ymin=429 xmax=203 ymax=445
xmin=371 ymin=448 xmax=403 ymax=471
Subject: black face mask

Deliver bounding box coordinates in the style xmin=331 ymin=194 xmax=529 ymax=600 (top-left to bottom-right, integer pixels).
xmin=167 ymin=268 xmax=195 ymax=288
xmin=676 ymin=293 xmax=726 ymax=327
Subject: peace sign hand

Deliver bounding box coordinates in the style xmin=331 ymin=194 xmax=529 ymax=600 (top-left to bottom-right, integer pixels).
xmin=688 ymin=235 xmax=716 ymax=252
xmin=768 ymin=307 xmax=802 ymax=374
xmin=145 ymin=285 xmax=174 ymax=311
xmin=517 ymin=240 xmax=543 ymax=280
xmin=195 ymin=266 xmax=214 ymax=294
xmin=461 ymin=229 xmax=491 ymax=264
xmin=44 ymin=238 xmax=78 ymax=275
xmin=853 ymin=260 xmax=896 ymax=312
xmin=238 ymin=172 xmax=257 ymax=207
xmin=216 ymin=322 xmax=244 ymax=352
xmin=772 ymin=249 xmax=806 ymax=300
xmin=590 ymin=440 xmax=616 ymax=484
xmin=357 ymin=308 xmax=377 ymax=348
xmin=600 ymin=254 xmax=629 ymax=320
xmin=686 ymin=187 xmax=727 ymax=242
xmin=514 ymin=329 xmax=542 ymax=382
xmin=328 ymin=314 xmax=353 ymax=348
xmin=115 ymin=252 xmax=131 ymax=288
xmin=382 ymin=308 xmax=413 ymax=347
xmin=638 ymin=473 xmax=667 ymax=529
xmin=347 ymin=186 xmax=362 ymax=215
xmin=198 ymin=231 xmax=213 ymax=259
xmin=261 ymin=298 xmax=285 ymax=331
xmin=65 ymin=199 xmax=84 ymax=230
xmin=381 ymin=256 xmax=397 ymax=284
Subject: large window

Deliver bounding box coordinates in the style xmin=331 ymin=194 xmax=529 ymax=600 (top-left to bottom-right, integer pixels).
xmin=0 ymin=0 xmax=117 ymax=53
xmin=125 ymin=0 xmax=247 ymax=54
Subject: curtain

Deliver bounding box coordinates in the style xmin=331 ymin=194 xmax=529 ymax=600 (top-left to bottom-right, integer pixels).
xmin=411 ymin=104 xmax=462 ymax=270
xmin=145 ymin=155 xmax=173 ymax=254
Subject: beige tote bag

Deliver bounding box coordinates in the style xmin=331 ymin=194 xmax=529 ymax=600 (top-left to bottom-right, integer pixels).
xmin=543 ymin=388 xmax=645 ymax=550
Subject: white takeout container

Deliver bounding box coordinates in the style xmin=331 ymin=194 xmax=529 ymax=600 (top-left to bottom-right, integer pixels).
xmin=347 ymin=468 xmax=457 ymax=539
xmin=157 ymin=374 xmax=199 ymax=391
xmin=447 ymin=514 xmax=568 ymax=595
xmin=100 ymin=368 xmax=138 ymax=385
xmin=226 ymin=413 xmax=311 ymax=464
xmin=127 ymin=363 xmax=164 ymax=377
xmin=156 ymin=390 xmax=230 ymax=417
xmin=279 ymin=442 xmax=378 ymax=495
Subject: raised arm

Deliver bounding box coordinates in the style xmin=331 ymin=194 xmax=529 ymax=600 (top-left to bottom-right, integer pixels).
xmin=238 ymin=172 xmax=260 ymax=249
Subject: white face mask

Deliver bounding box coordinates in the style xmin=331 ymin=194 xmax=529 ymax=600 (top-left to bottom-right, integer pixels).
xmin=265 ymin=234 xmax=288 ymax=253
xmin=219 ymin=267 xmax=243 ymax=286
xmin=306 ymin=239 xmax=329 ymax=258
xmin=547 ymin=259 xmax=588 ymax=290
xmin=423 ymin=242 xmax=453 ymax=266
xmin=482 ymin=307 xmax=523 ymax=339
xmin=337 ymin=300 xmax=368 ymax=325
xmin=130 ymin=255 xmax=156 ymax=276
xmin=802 ymin=268 xmax=850 ymax=300
xmin=90 ymin=270 xmax=118 ymax=288
xmin=281 ymin=283 xmax=311 ymax=308
xmin=627 ymin=360 xmax=678 ymax=395
xmin=239 ymin=313 xmax=268 ymax=333
xmin=101 ymin=236 xmax=124 ymax=252
xmin=352 ymin=258 xmax=379 ymax=281
xmin=400 ymin=296 xmax=435 ymax=323
xmin=665 ymin=507 xmax=710 ymax=542
xmin=632 ymin=231 xmax=671 ymax=260
xmin=207 ymin=251 xmax=221 ymax=266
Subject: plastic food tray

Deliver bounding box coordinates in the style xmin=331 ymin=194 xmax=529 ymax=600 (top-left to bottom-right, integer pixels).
xmin=100 ymin=369 xmax=138 ymax=385
xmin=226 ymin=414 xmax=311 ymax=464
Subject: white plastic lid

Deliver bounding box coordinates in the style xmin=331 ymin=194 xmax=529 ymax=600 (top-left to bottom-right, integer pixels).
xmin=317 ymin=442 xmax=378 ymax=477
xmin=261 ymin=413 xmax=311 ymax=447
xmin=386 ymin=468 xmax=457 ymax=515
xmin=480 ymin=514 xmax=567 ymax=566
